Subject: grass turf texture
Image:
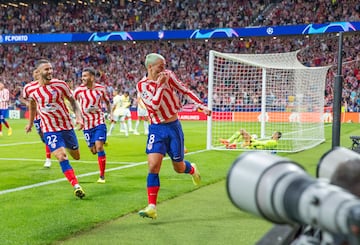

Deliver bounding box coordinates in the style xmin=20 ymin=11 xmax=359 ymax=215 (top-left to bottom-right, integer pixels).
xmin=0 ymin=119 xmax=358 ymax=245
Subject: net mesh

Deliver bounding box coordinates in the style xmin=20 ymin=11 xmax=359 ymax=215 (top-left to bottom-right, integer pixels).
xmin=207 ymin=50 xmax=331 ymax=152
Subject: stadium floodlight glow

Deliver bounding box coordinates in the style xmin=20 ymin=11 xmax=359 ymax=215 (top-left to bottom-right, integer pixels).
xmin=8 ymin=3 xmax=18 ymax=7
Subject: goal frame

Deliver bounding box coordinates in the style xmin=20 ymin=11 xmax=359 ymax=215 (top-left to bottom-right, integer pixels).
xmin=206 ymin=50 xmax=331 ymax=153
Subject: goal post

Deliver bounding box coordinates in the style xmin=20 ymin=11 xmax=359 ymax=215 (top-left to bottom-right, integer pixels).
xmin=207 ymin=50 xmax=331 ymax=153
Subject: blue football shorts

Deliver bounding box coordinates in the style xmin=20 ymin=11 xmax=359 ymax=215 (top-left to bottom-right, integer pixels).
xmin=0 ymin=109 xmax=8 ymax=120
xmin=146 ymin=120 xmax=185 ymax=162
xmin=33 ymin=119 xmax=42 ymax=134
xmin=33 ymin=119 xmax=45 ymax=143
xmin=83 ymin=124 xmax=107 ymax=147
xmin=43 ymin=129 xmax=79 ymax=152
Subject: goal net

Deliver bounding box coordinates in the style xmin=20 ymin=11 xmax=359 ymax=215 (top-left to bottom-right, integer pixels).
xmin=207 ymin=50 xmax=331 ymax=153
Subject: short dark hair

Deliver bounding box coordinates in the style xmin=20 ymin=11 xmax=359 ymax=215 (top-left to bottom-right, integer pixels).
xmin=277 ymin=132 xmax=282 ymax=139
xmin=36 ymin=59 xmax=50 ymax=69
xmin=83 ymin=67 xmax=97 ymax=76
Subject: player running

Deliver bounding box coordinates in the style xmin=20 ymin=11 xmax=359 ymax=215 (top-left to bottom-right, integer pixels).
xmin=74 ymin=67 xmax=111 ymax=184
xmin=137 ymin=53 xmax=211 ymax=219
xmin=24 ymin=59 xmax=85 ymax=199
xmin=23 ymin=69 xmax=52 ymax=168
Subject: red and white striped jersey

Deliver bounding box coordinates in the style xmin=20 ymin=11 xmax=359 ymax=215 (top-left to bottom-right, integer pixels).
xmin=74 ymin=83 xmax=109 ymax=130
xmin=23 ymin=81 xmax=41 ymax=120
xmin=25 ymin=79 xmax=74 ymax=132
xmin=137 ymin=69 xmax=205 ymax=124
xmin=0 ymin=87 xmax=10 ymax=109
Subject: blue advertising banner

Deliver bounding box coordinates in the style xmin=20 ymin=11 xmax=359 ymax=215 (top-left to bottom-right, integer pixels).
xmin=0 ymin=22 xmax=359 ymax=44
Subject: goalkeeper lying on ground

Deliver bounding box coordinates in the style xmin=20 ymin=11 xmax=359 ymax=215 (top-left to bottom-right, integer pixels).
xmin=219 ymin=129 xmax=282 ymax=149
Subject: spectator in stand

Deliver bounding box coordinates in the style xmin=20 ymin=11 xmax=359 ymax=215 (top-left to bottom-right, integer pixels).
xmin=0 ymin=1 xmax=360 ymax=114
xmin=0 ymin=0 xmax=267 ymax=34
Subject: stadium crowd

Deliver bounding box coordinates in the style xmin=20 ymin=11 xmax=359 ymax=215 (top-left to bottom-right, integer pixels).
xmin=0 ymin=0 xmax=359 ymax=112
xmin=0 ymin=0 xmax=269 ymax=33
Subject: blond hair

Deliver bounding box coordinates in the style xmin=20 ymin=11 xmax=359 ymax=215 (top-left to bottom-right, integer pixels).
xmin=144 ymin=53 xmax=165 ymax=69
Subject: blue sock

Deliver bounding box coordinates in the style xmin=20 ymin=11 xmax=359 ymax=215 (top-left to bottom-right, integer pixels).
xmin=184 ymin=160 xmax=192 ymax=173
xmin=59 ymin=159 xmax=72 ymax=173
xmin=98 ymin=150 xmax=105 ymax=157
xmin=147 ymin=173 xmax=159 ymax=187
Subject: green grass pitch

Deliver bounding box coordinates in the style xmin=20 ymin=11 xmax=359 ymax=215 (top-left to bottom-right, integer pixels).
xmin=0 ymin=119 xmax=359 ymax=245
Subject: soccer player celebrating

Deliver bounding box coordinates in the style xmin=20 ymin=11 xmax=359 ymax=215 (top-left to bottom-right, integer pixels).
xmin=74 ymin=67 xmax=111 ymax=184
xmin=137 ymin=53 xmax=211 ymax=219
xmin=24 ymin=59 xmax=85 ymax=199
xmin=23 ymin=69 xmax=52 ymax=168
xmin=0 ymin=82 xmax=13 ymax=136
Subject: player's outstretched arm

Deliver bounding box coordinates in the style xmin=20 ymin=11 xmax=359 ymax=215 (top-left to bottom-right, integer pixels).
xmin=25 ymin=99 xmax=36 ymax=133
xmin=68 ymin=97 xmax=84 ymax=130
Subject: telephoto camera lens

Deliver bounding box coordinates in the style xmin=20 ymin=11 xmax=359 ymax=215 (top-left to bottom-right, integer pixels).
xmin=227 ymin=151 xmax=360 ymax=236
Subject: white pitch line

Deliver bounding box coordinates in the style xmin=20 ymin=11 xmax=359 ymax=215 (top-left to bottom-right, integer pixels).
xmin=0 ymin=158 xmax=136 ymax=165
xmin=0 ymin=162 xmax=147 ymax=195
xmin=0 ymin=141 xmax=41 ymax=147
xmin=0 ymin=149 xmax=209 ymax=196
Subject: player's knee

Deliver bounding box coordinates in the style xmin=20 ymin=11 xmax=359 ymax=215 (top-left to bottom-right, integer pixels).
xmin=73 ymin=154 xmax=80 ymax=160
xmin=96 ymin=146 xmax=104 ymax=153
xmin=172 ymin=162 xmax=185 ymax=173
xmin=70 ymin=150 xmax=80 ymax=160
xmin=174 ymin=168 xmax=183 ymax=173
xmin=54 ymin=151 xmax=68 ymax=162
xmin=90 ymin=147 xmax=97 ymax=155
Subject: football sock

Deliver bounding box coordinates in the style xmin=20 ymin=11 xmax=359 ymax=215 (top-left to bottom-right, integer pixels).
xmin=144 ymin=121 xmax=149 ymax=132
xmin=135 ymin=120 xmax=140 ymax=131
xmin=147 ymin=173 xmax=160 ymax=205
xmin=184 ymin=160 xmax=194 ymax=174
xmin=122 ymin=122 xmax=128 ymax=134
xmin=45 ymin=145 xmax=51 ymax=159
xmin=98 ymin=151 xmax=106 ymax=177
xmin=128 ymin=119 xmax=133 ymax=130
xmin=108 ymin=123 xmax=115 ymax=134
xmin=60 ymin=160 xmax=78 ymax=186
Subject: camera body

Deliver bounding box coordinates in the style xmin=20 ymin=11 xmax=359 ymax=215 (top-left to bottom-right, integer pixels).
xmin=226 ymin=149 xmax=360 ymax=244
